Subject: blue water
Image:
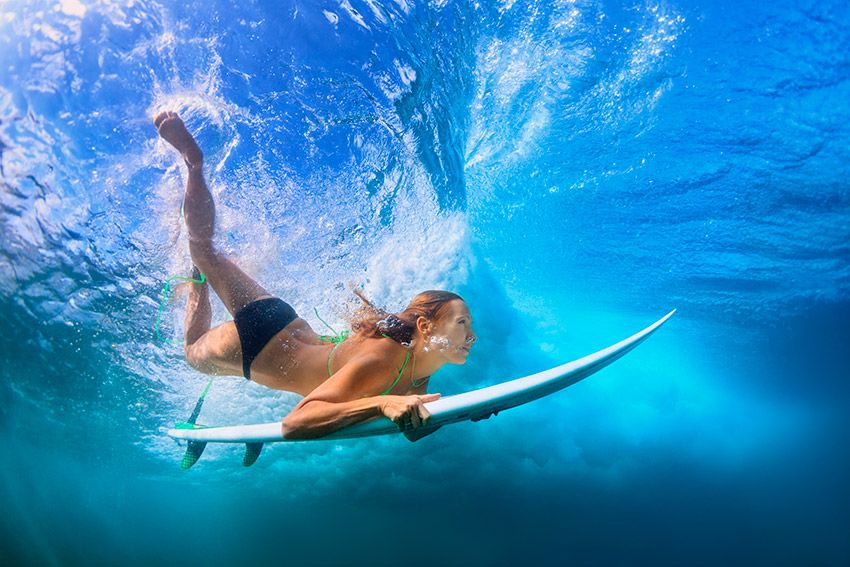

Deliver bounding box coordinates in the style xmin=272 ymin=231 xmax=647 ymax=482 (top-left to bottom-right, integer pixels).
xmin=2 ymin=0 xmax=849 ymax=564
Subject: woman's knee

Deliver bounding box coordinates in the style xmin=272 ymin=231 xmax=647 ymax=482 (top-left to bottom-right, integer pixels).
xmin=185 ymin=342 xmax=217 ymax=374
xmin=184 ymin=343 xmax=206 ymax=371
xmin=184 ymin=326 xmax=239 ymax=375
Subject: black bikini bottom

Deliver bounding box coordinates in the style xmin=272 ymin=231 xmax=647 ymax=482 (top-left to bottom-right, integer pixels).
xmin=233 ymin=297 xmax=298 ymax=380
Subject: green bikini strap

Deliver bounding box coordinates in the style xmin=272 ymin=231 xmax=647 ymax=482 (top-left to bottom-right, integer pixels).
xmin=319 ymin=319 xmax=411 ymax=395
xmin=315 ymin=308 xmax=350 ymax=377
xmin=379 ymin=332 xmax=410 ymax=396
xmin=327 ymin=340 xmax=341 ymax=377
xmin=314 ymin=307 xmax=349 ymax=344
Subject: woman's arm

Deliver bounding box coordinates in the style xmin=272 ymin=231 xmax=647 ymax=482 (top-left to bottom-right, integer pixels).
xmin=282 ymin=396 xmax=384 ymax=440
xmin=281 ymin=355 xmax=439 ymax=439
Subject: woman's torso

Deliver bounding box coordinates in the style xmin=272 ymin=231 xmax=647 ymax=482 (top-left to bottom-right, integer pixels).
xmin=245 ymin=319 xmax=422 ymax=397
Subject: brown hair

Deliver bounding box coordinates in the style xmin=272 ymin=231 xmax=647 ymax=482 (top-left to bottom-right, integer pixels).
xmin=348 ymin=289 xmax=465 ymax=346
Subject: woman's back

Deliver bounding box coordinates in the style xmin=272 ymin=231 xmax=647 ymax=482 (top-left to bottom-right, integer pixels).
xmin=248 ymin=321 xmax=408 ymax=397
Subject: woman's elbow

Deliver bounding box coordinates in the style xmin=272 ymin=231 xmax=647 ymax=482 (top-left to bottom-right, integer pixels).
xmin=282 ymin=410 xmax=325 ymax=440
xmin=281 ymin=412 xmax=305 ymax=440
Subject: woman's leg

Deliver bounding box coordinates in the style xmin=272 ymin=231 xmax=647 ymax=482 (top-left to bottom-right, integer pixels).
xmin=182 ymin=265 xmax=242 ymax=375
xmin=154 ymin=111 xmax=272 ymax=316
xmin=184 ymin=266 xmax=212 ymax=346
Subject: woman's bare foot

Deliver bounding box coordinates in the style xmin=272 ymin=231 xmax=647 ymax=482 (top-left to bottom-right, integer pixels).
xmin=154 ymin=111 xmax=204 ymax=168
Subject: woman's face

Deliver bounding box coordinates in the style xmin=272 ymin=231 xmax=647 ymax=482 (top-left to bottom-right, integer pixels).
xmin=422 ymin=300 xmax=477 ymax=364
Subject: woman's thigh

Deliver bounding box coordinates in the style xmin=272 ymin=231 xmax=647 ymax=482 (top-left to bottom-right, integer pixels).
xmin=189 ymin=240 xmax=273 ymax=316
xmin=184 ymin=321 xmax=243 ymax=376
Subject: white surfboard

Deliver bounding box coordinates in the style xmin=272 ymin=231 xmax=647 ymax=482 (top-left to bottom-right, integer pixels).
xmin=168 ymin=309 xmax=675 ymax=464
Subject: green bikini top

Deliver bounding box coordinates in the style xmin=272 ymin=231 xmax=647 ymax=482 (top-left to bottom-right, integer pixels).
xmin=314 ymin=309 xmax=419 ymax=396
xmin=322 ymin=332 xmax=411 ymax=396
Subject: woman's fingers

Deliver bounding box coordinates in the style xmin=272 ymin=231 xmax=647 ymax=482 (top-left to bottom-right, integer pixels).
xmin=389 ymin=397 xmax=437 ymax=431
xmin=416 ymin=400 xmax=431 ymax=425
xmin=395 ymin=409 xmax=408 ymax=431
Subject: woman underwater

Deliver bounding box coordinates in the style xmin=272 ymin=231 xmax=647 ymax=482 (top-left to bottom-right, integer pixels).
xmin=154 ymin=111 xmax=477 ymax=439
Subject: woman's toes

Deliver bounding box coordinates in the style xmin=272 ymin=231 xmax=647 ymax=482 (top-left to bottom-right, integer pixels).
xmin=153 ymin=111 xmax=169 ymax=129
xmin=154 ymin=111 xmax=182 ymax=132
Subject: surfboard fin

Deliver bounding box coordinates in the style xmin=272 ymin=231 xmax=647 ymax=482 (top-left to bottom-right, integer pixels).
xmin=403 ymin=425 xmax=441 ymax=443
xmin=181 ymin=441 xmax=207 ymax=470
xmin=243 ymin=443 xmax=263 ymax=467
xmin=178 ymin=378 xmax=214 ymax=469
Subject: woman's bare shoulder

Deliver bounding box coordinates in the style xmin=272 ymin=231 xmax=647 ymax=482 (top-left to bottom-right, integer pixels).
xmin=352 ymin=334 xmax=408 ymax=363
xmin=296 ymin=348 xmax=397 ymax=405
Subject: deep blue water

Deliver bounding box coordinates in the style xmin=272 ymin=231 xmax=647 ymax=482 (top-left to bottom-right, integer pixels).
xmin=2 ymin=0 xmax=849 ymax=565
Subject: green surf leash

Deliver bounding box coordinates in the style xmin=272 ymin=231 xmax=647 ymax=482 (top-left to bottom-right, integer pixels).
xmin=154 ymin=270 xmax=210 ymax=469
xmin=155 ymin=271 xmax=206 ymax=344
xmin=186 ymin=376 xmax=214 ymax=426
